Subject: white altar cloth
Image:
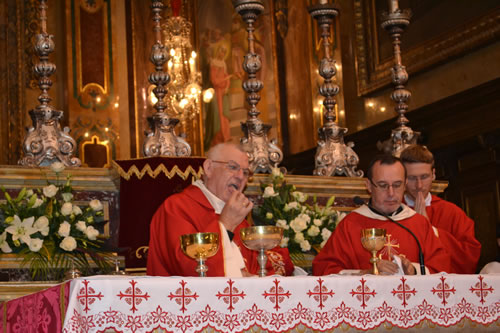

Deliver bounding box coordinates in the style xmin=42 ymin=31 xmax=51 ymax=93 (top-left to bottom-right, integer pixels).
xmin=62 ymin=274 xmax=500 ymax=332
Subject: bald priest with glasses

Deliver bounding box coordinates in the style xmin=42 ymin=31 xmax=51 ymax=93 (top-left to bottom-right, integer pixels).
xmin=147 ymin=142 xmax=294 ymax=277
xmin=313 ymin=155 xmax=451 ymax=276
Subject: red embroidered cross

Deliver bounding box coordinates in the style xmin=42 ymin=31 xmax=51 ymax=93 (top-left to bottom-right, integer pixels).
xmin=262 ymin=278 xmax=291 ymax=311
xmin=77 ymin=279 xmax=104 ymax=313
xmin=431 ymin=276 xmax=456 ymax=306
xmin=168 ymin=280 xmax=199 ymax=313
xmin=216 ymin=279 xmax=246 ymax=312
xmin=469 ymin=275 xmax=494 ymax=304
xmin=307 ymin=278 xmax=335 ymax=310
xmin=391 ymin=277 xmax=417 ymax=307
xmin=116 ymin=280 xmax=150 ymax=313
xmin=350 ymin=277 xmax=376 ymax=309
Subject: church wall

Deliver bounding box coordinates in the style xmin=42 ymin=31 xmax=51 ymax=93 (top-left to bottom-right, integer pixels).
xmin=338 ymin=0 xmax=500 ymax=134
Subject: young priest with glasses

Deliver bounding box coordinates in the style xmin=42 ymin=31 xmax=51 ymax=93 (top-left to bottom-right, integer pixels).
xmin=400 ymin=145 xmax=480 ymax=274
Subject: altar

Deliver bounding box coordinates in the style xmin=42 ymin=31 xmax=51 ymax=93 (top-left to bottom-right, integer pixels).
xmin=2 ymin=274 xmax=499 ymax=332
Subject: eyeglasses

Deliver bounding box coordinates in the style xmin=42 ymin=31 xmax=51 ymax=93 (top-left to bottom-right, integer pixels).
xmin=407 ymin=174 xmax=432 ymax=182
xmin=211 ymin=160 xmax=253 ymax=178
xmin=369 ymin=179 xmax=404 ymax=191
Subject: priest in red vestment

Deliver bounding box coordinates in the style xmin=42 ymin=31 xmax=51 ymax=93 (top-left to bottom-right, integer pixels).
xmin=313 ymin=155 xmax=452 ymax=276
xmin=401 ymin=145 xmax=481 ymax=273
xmin=147 ymin=143 xmax=294 ymax=277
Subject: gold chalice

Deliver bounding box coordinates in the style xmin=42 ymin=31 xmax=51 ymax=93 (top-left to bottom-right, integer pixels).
xmin=240 ymin=226 xmax=283 ymax=277
xmin=361 ymin=228 xmax=386 ymax=275
xmin=180 ymin=232 xmax=219 ymax=277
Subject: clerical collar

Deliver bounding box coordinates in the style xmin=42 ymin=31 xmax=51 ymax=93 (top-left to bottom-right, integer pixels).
xmin=367 ymin=199 xmax=403 ymax=217
xmin=193 ymin=180 xmax=225 ymax=214
xmin=404 ymin=193 xmax=432 ymax=207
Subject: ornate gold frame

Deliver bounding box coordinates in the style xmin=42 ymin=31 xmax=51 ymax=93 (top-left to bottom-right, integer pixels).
xmin=353 ymin=0 xmax=500 ymax=96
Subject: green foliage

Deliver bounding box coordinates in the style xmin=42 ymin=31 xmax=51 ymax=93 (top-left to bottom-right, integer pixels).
xmin=0 ymin=162 xmax=112 ymax=280
xmin=253 ymin=169 xmax=345 ymax=253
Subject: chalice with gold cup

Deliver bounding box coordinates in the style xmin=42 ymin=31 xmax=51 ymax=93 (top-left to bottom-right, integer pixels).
xmin=240 ymin=226 xmax=283 ymax=277
xmin=361 ymin=228 xmax=386 ymax=275
xmin=180 ymin=232 xmax=219 ymax=277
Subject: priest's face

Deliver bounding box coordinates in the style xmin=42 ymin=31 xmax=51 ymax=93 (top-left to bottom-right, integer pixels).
xmin=204 ymin=145 xmax=250 ymax=202
xmin=403 ymin=162 xmax=435 ymax=201
xmin=366 ymin=161 xmax=406 ymax=215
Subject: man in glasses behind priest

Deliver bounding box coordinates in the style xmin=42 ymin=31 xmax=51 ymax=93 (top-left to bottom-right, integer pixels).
xmin=147 ymin=142 xmax=294 ymax=277
xmin=400 ymin=144 xmax=480 ymax=273
xmin=313 ymin=154 xmax=451 ymax=276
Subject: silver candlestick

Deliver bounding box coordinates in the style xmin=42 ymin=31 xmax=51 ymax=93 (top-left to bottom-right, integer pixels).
xmin=379 ymin=0 xmax=419 ymax=156
xmin=19 ymin=0 xmax=81 ymax=167
xmin=143 ymin=0 xmax=191 ymax=157
xmin=233 ymin=0 xmax=283 ymax=174
xmin=309 ymin=2 xmax=362 ymax=177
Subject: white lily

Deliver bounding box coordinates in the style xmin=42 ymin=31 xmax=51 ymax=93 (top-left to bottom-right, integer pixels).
xmin=5 ymin=215 xmax=36 ymax=245
xmin=0 ymin=232 xmax=12 ymax=253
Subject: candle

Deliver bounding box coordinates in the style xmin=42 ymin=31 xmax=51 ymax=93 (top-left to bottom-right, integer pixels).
xmin=189 ymin=58 xmax=195 ymax=74
xmin=388 ymin=0 xmax=399 ymax=13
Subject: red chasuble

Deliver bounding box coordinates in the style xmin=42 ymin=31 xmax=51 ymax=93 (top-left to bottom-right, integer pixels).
xmin=312 ymin=205 xmax=452 ymax=275
xmin=147 ymin=185 xmax=294 ymax=277
xmin=423 ymin=195 xmax=481 ymax=274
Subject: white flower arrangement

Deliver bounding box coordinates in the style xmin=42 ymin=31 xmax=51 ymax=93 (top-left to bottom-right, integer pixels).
xmin=0 ymin=162 xmax=111 ymax=280
xmin=254 ymin=168 xmax=345 ymax=254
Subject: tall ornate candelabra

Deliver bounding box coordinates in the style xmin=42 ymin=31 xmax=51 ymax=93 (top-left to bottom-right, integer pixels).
xmin=379 ymin=0 xmax=419 ymax=156
xmin=309 ymin=2 xmax=362 ymax=177
xmin=233 ymin=0 xmax=283 ymax=174
xmin=143 ymin=0 xmax=191 ymax=157
xmin=19 ymin=0 xmax=81 ymax=167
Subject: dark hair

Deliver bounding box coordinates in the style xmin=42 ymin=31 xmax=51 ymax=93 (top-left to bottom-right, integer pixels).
xmin=400 ymin=144 xmax=434 ymax=167
xmin=366 ymin=154 xmax=406 ymax=180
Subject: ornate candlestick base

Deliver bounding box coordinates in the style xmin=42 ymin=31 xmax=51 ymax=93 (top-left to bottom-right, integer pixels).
xmin=241 ymin=119 xmax=283 ymax=174
xmin=143 ymin=113 xmax=191 ymax=156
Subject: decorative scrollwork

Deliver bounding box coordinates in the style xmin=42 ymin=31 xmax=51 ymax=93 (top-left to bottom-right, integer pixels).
xmin=135 ymin=246 xmax=149 ymax=259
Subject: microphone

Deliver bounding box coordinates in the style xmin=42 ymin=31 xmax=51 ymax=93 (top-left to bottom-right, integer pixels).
xmin=353 ymin=196 xmax=426 ymax=275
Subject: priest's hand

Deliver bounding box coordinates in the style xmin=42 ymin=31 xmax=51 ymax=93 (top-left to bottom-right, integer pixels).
xmin=375 ymin=259 xmax=401 ymax=275
xmin=241 ymin=268 xmax=257 ymax=277
xmin=219 ymin=191 xmax=254 ymax=232
xmin=400 ymin=256 xmax=416 ymax=275
xmin=414 ymin=191 xmax=429 ymax=220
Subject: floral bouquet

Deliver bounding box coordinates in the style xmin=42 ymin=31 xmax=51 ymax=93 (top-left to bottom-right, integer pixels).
xmin=0 ymin=162 xmax=112 ymax=280
xmin=253 ymin=168 xmax=344 ymax=254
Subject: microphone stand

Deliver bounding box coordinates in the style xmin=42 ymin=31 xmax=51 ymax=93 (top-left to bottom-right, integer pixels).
xmin=354 ymin=197 xmax=426 ymax=275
